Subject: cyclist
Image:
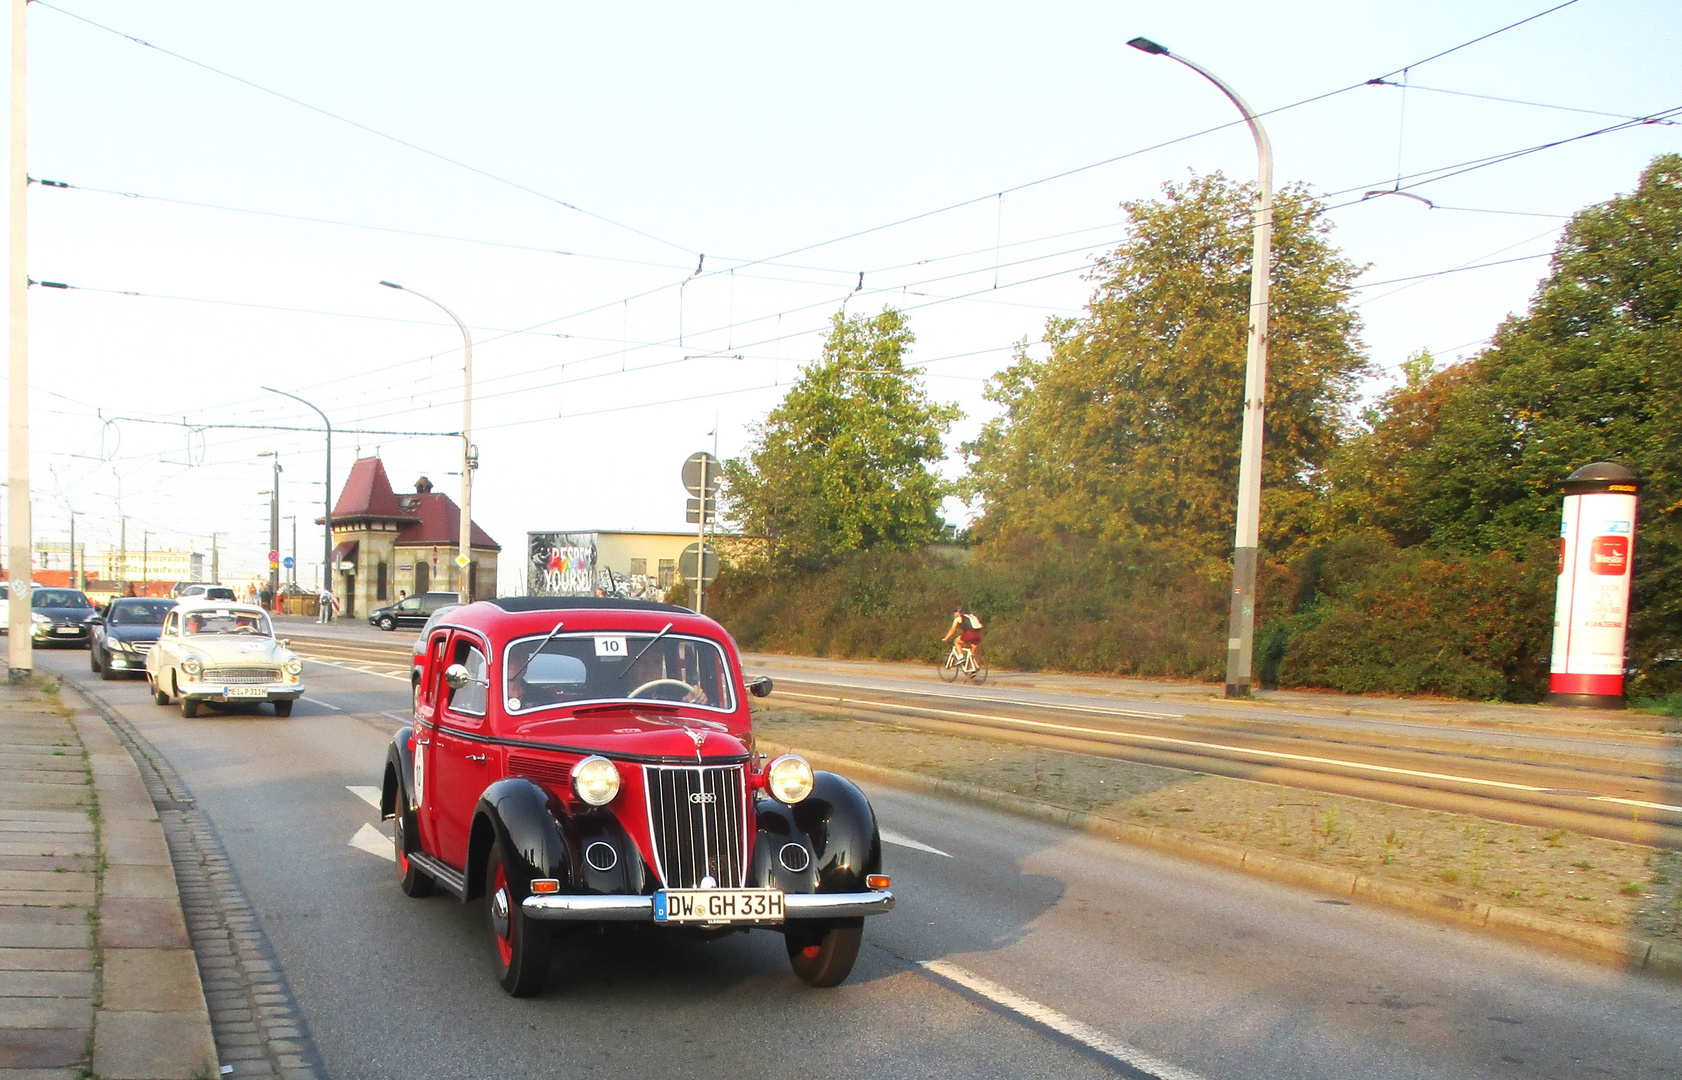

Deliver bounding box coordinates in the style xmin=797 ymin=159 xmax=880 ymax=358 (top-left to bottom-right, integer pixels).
xmin=941 ymin=606 xmax=983 ymax=671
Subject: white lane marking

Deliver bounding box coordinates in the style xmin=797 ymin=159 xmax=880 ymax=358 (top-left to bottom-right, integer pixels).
xmin=382 ymin=711 xmax=411 ymax=724
xmin=297 ymin=657 xmax=408 ymax=684
xmin=781 ymin=676 xmax=1182 ymax=720
xmin=921 ymin=959 xmax=1207 ymax=1080
xmin=880 ymin=829 xmax=951 ymax=858
xmin=782 ymin=691 xmax=1682 ymax=816
xmin=302 ymin=696 xmax=342 ymax=711
xmin=349 ymin=822 xmax=395 ymax=861
xmin=346 ymin=785 xmax=381 ymax=809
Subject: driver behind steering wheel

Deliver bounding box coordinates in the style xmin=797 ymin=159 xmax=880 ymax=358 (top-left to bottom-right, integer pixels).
xmin=625 ymin=647 xmax=709 ymax=705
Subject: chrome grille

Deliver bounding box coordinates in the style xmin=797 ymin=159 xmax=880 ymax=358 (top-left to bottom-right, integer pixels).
xmin=201 ymin=666 xmax=279 ymax=684
xmin=644 ymin=765 xmax=746 ymax=889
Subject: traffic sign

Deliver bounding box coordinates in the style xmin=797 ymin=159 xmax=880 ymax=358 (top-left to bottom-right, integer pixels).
xmin=681 ymin=452 xmax=722 ymax=498
xmin=455 ymin=554 xmax=471 ymax=568
xmin=678 ymin=543 xmax=719 ymax=585
xmin=269 ymin=561 xmax=280 ymax=570
xmin=685 ymin=496 xmax=717 ymax=525
xmin=282 ymin=556 xmax=294 ymax=569
xmin=268 ymin=549 xmax=279 ymax=563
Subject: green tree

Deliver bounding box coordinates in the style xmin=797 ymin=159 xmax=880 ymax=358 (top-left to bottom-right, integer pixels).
xmin=722 ymin=308 xmax=960 ymax=569
xmin=964 ymin=172 xmax=1371 ymax=563
xmin=1322 ymin=154 xmax=1682 ymax=674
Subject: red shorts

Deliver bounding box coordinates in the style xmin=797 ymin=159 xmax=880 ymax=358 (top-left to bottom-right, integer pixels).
xmin=958 ymin=629 xmax=981 ymax=646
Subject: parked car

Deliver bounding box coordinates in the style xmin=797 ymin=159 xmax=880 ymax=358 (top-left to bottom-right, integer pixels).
xmin=29 ymin=588 xmax=99 ymax=648
xmin=89 ymin=598 xmax=174 ymax=680
xmin=175 ymin=583 xmax=239 ymax=602
xmin=380 ymin=596 xmax=894 ymax=996
xmin=370 ymin=591 xmax=461 ymax=632
xmin=145 ymin=602 xmax=305 ymax=718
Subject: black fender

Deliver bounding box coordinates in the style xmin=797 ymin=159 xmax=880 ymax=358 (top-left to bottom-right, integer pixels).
xmin=790 ymin=771 xmax=882 ymax=893
xmin=567 ymin=808 xmax=648 ymax=897
xmin=752 ymin=797 xmax=820 ymax=894
xmin=380 ymin=727 xmax=416 ymax=821
xmin=466 ymin=777 xmax=573 ymax=903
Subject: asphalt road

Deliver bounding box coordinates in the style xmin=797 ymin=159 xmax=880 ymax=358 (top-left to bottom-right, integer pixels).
xmin=41 ymin=646 xmax=1682 ymax=1080
xmin=276 ymin=618 xmax=1682 ymax=848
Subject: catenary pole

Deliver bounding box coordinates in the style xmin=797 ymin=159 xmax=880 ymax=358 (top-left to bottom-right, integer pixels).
xmin=260 ymin=389 xmax=333 ymax=607
xmin=378 ymin=282 xmax=474 ymax=603
xmin=1128 ymin=37 xmax=1273 ymax=698
xmin=6 ymin=0 xmax=27 ymax=679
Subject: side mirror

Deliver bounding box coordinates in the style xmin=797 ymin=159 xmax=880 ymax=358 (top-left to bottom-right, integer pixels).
xmin=444 ymin=663 xmax=477 ymax=690
xmin=746 ymin=676 xmax=774 ymax=698
xmin=86 ymin=616 xmax=103 ymax=626
xmin=278 ymin=638 xmax=290 ymax=648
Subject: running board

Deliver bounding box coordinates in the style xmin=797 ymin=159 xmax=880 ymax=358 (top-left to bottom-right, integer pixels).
xmin=409 ymin=851 xmax=467 ymax=899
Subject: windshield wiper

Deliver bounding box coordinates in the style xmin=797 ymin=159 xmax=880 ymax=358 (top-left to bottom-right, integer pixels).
xmin=507 ymin=620 xmax=565 ymax=686
xmin=616 ymin=622 xmax=673 ymax=682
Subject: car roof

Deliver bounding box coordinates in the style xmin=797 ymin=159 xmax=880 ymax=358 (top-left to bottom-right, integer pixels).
xmin=437 ymin=597 xmax=719 ymax=644
xmin=484 ymin=596 xmax=690 ymax=615
xmin=174 ymin=601 xmax=270 ymax=615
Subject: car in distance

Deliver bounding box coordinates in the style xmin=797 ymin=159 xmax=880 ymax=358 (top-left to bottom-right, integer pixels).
xmin=29 ymin=587 xmax=99 ymax=648
xmin=145 ymin=602 xmax=305 ymax=718
xmin=89 ymin=598 xmax=174 ymax=680
xmin=175 ymin=583 xmax=239 ymax=602
xmin=369 ymin=591 xmax=461 ymax=632
xmin=380 ymin=596 xmax=894 ymax=996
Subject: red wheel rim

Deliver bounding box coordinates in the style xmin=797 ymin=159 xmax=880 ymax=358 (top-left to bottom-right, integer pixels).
xmin=491 ymin=861 xmax=513 ymax=966
xmin=395 ymin=818 xmax=410 ymax=876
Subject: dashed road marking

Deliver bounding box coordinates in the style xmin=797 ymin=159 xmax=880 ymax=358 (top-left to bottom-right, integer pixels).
xmin=920 ymin=959 xmax=1208 ymax=1080
xmin=349 ymin=822 xmax=394 ymax=861
xmin=302 ymin=696 xmax=342 ymax=711
xmin=881 ymin=829 xmax=951 ymax=857
xmin=296 ymin=656 xmax=408 ymax=683
xmin=346 ymin=785 xmax=381 ymax=809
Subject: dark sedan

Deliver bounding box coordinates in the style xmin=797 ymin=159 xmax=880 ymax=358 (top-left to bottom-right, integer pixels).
xmin=89 ymin=598 xmax=174 ymax=680
xmin=369 ymin=591 xmax=460 ymax=631
xmin=30 ymin=588 xmax=98 ymax=647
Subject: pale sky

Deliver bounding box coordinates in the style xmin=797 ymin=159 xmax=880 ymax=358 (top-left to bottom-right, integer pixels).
xmin=7 ymin=0 xmax=1679 ymax=592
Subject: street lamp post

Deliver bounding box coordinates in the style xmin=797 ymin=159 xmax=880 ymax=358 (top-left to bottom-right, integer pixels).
xmin=1128 ymin=36 xmax=1274 ymax=698
xmin=258 ymin=451 xmax=281 ymax=606
xmin=379 ymin=281 xmax=475 ymax=604
xmin=260 ymin=389 xmax=333 ymax=601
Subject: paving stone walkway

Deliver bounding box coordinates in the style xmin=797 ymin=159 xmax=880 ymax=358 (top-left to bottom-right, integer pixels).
xmin=0 ymin=678 xmax=217 ymax=1080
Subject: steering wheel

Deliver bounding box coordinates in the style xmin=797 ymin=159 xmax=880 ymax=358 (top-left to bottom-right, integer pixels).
xmin=628 ymin=678 xmax=699 ymax=702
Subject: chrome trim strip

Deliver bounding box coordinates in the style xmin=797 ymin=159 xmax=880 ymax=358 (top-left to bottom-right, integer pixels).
xmin=408 ymin=851 xmax=466 ymax=899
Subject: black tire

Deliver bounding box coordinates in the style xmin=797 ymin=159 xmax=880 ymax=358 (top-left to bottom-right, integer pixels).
xmin=393 ymin=795 xmax=434 ymax=898
xmin=938 ymin=652 xmax=959 ymax=683
xmin=486 ymin=839 xmax=551 ymax=996
xmin=90 ymin=646 xmax=101 ymax=673
xmin=273 ymin=699 xmax=293 ymax=717
xmin=785 ymin=920 xmax=864 ymax=988
xmin=181 ymin=696 xmax=200 ymax=719
xmin=379 ymin=616 xmax=397 ymax=631
xmin=99 ymin=651 xmax=119 ymax=681
xmin=970 ymin=658 xmax=989 ymax=684
xmin=153 ymin=676 xmax=171 ymax=706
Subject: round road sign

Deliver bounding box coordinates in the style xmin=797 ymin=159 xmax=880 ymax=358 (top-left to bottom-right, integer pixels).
xmin=681 ymin=452 xmax=722 ymax=498
xmin=678 ymin=543 xmax=719 ymax=584
xmin=282 ymin=556 xmax=294 ymax=569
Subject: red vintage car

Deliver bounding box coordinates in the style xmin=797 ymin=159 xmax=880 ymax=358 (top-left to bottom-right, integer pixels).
xmin=381 ymin=596 xmax=894 ymax=995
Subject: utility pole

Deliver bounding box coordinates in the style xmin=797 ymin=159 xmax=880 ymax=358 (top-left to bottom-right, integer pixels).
xmin=259 ymin=389 xmax=332 ymax=608
xmin=210 ymin=532 xmax=223 ymax=584
xmin=260 ymin=452 xmax=281 ymax=605
xmin=118 ymin=517 xmax=127 ymax=593
xmin=141 ymin=530 xmax=150 ymax=597
xmin=6 ymin=0 xmax=29 ymax=680
xmin=67 ymin=510 xmax=75 ymax=590
xmin=283 ymin=515 xmax=297 ymax=587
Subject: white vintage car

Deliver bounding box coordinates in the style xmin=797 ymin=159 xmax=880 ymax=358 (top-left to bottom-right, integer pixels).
xmin=145 ymin=602 xmax=305 ymax=718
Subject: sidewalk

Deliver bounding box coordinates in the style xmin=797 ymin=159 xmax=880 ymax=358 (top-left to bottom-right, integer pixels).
xmin=0 ymin=677 xmax=216 ymax=1080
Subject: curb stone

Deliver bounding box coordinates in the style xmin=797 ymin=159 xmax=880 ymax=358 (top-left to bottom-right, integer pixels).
xmin=60 ymin=679 xmax=327 ymax=1080
xmin=765 ymin=741 xmax=1682 ymax=980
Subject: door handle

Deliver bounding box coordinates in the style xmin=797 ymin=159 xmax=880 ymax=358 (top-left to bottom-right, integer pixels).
xmin=466 ymin=753 xmax=486 ymax=763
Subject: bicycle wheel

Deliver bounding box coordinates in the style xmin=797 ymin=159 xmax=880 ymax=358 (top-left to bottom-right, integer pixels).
xmin=938 ymin=651 xmax=959 ymax=683
xmin=969 ymin=657 xmax=989 ymax=684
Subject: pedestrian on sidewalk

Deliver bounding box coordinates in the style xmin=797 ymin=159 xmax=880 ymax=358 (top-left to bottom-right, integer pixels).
xmin=317 ymin=586 xmax=340 ymax=624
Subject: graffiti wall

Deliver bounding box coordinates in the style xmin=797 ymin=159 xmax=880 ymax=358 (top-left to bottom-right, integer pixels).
xmin=528 ymin=532 xmax=597 ymax=596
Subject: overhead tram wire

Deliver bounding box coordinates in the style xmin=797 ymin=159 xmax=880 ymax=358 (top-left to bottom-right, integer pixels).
xmin=1365 ymin=81 xmax=1678 ymax=126
xmin=33 ymin=1 xmax=696 ymax=256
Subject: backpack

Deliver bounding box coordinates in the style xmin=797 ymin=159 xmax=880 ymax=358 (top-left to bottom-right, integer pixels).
xmin=963 ymin=613 xmax=983 ymax=630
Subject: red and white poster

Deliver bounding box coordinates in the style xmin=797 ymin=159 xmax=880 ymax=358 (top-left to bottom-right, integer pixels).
xmin=1550 ymin=490 xmax=1639 ymax=699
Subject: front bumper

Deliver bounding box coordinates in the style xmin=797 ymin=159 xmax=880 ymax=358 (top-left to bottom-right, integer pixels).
xmin=522 ymin=888 xmax=895 ymax=922
xmin=33 ymin=624 xmax=90 ymax=642
xmin=181 ymin=684 xmax=305 ymax=703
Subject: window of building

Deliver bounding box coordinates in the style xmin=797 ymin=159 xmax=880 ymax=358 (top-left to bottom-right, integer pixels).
xmin=658 ymin=559 xmax=675 ymax=588
xmin=629 ymin=557 xmax=648 ymax=577
xmin=376 ymin=562 xmax=389 ymax=601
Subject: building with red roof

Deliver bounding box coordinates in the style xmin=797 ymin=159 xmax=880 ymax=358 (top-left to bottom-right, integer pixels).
xmin=323 ymin=457 xmax=499 ymax=617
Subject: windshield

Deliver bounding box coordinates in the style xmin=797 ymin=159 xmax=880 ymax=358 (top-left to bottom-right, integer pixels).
xmin=502 ymin=632 xmax=735 ymax=714
xmin=108 ymin=600 xmax=172 ymax=626
xmin=183 ymin=610 xmax=272 ymax=637
xmin=32 ymin=590 xmax=92 ymax=610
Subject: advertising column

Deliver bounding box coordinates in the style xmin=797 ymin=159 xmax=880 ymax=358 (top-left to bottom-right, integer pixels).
xmin=1548 ymin=462 xmax=1642 ymax=709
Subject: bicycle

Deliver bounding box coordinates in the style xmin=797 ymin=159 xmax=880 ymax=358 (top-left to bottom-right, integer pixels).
xmin=939 ymin=641 xmax=988 ymax=684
